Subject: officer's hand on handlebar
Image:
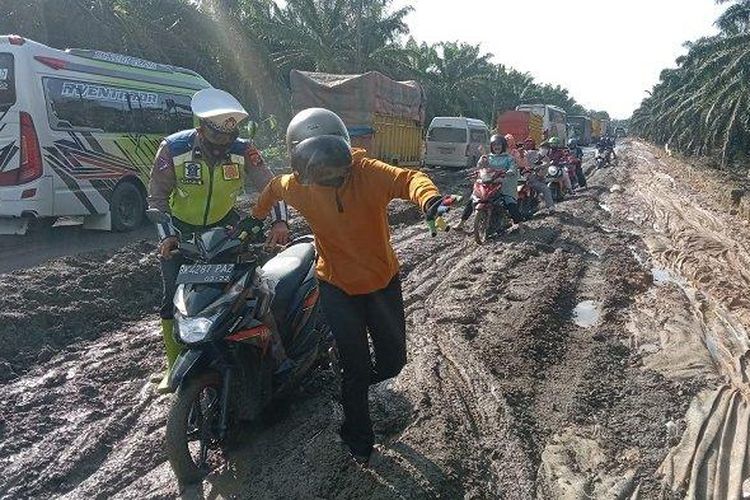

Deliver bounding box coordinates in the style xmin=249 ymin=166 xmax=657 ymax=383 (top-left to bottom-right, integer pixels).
xmin=158 ymin=236 xmax=179 ymax=259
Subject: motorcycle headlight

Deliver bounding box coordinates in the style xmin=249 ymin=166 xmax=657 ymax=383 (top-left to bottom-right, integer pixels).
xmin=175 ymin=309 xmax=222 ymax=344
xmin=548 ymin=166 xmax=559 ymax=176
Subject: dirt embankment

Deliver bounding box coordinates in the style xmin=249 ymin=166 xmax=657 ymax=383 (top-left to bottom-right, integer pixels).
xmin=1 ymin=142 xmax=744 ymax=499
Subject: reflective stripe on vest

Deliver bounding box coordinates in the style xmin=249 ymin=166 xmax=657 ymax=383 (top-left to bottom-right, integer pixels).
xmin=169 ymin=151 xmax=245 ymax=226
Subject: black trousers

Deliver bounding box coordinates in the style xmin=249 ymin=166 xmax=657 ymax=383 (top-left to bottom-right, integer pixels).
xmin=159 ymin=211 xmax=239 ymax=320
xmin=575 ymin=163 xmax=587 ymax=188
xmin=319 ymin=275 xmax=407 ymax=456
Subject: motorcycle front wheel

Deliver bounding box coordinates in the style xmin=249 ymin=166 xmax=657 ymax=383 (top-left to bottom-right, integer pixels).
xmin=474 ymin=208 xmax=491 ymax=245
xmin=550 ymin=183 xmax=563 ymax=202
xmin=165 ymin=371 xmax=223 ymax=486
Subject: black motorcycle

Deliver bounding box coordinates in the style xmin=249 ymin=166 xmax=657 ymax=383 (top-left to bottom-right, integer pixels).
xmin=596 ymin=144 xmax=614 ymax=169
xmin=147 ymin=210 xmax=333 ymax=486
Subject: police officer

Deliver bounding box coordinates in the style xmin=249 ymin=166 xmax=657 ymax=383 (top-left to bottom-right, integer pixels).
xmin=147 ymin=88 xmax=289 ymax=393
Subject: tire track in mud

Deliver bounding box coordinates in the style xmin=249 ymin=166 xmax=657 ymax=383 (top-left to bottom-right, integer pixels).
xmin=606 ymin=141 xmax=750 ymax=499
xmin=0 ymin=156 xmax=710 ymax=499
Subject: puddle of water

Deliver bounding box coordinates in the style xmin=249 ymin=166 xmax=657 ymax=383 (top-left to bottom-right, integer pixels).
xmin=651 ymin=267 xmax=689 ymax=288
xmin=574 ymin=300 xmax=601 ymax=328
xmin=652 ymin=268 xmax=674 ymax=285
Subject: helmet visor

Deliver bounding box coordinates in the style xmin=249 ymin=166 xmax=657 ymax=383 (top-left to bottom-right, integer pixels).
xmin=291 ymin=135 xmax=352 ymax=187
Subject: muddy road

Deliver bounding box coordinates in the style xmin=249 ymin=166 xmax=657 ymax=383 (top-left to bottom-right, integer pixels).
xmin=1 ymin=141 xmax=747 ymax=499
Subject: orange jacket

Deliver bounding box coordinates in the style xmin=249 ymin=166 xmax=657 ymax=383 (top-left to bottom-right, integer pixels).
xmin=253 ymin=149 xmax=440 ymax=295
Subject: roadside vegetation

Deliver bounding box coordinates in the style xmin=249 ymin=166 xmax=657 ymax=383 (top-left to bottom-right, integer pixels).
xmin=631 ymin=0 xmax=750 ymax=166
xmin=0 ymin=0 xmax=609 ymax=133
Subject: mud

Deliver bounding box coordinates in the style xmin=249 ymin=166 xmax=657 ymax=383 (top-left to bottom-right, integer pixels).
xmin=0 ymin=142 xmax=745 ymax=499
xmin=0 ymin=241 xmax=161 ymax=378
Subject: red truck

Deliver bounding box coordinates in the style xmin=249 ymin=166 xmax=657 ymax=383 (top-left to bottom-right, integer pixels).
xmin=496 ymin=111 xmax=543 ymax=146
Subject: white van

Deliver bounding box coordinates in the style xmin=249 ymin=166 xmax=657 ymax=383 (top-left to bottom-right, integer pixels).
xmin=424 ymin=117 xmax=490 ymax=168
xmin=0 ymin=35 xmax=212 ymax=234
xmin=515 ymin=104 xmax=567 ymax=143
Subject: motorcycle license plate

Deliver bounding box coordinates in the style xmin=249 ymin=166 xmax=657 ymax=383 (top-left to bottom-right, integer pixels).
xmin=177 ymin=263 xmax=235 ymax=284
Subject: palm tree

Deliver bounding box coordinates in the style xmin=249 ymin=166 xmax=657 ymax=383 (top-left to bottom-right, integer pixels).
xmin=716 ymin=0 xmax=750 ymax=34
xmin=632 ymin=27 xmax=750 ymax=164
xmin=254 ymin=0 xmax=412 ymax=76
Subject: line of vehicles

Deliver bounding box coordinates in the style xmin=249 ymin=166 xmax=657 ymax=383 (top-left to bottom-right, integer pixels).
xmin=0 ymin=35 xmax=618 ymax=235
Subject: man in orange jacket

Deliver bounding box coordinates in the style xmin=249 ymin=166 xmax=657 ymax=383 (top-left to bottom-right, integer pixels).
xmin=253 ymin=108 xmax=448 ymax=465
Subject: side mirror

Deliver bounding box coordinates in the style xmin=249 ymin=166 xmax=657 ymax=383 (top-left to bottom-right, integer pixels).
xmin=146 ymin=208 xmax=168 ymax=224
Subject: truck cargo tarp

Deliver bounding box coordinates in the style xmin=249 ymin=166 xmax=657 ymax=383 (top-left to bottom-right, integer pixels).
xmin=290 ymin=70 xmax=425 ymax=125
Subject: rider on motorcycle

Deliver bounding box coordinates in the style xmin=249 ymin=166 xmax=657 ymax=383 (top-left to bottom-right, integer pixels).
xmin=540 ymin=137 xmax=574 ymax=194
xmin=455 ymin=134 xmax=523 ymax=230
xmin=147 ymin=88 xmax=291 ymax=394
xmin=567 ymin=137 xmax=587 ymax=189
xmin=597 ymin=135 xmax=617 ymax=163
xmin=521 ymin=138 xmax=555 ymax=211
xmin=251 ymin=108 xmax=448 ymax=466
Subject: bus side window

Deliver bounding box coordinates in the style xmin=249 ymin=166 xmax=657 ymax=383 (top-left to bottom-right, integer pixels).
xmin=43 ymin=78 xmax=194 ymax=137
xmin=162 ymin=94 xmax=193 ymax=135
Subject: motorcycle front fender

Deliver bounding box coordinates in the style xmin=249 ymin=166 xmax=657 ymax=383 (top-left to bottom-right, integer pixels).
xmin=169 ymin=349 xmax=207 ymax=393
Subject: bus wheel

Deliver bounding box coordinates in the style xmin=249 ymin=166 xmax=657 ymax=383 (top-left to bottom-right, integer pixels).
xmin=110 ymin=182 xmax=145 ymax=232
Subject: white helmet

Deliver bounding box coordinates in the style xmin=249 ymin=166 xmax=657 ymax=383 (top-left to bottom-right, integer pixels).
xmin=191 ymin=89 xmax=248 ymax=133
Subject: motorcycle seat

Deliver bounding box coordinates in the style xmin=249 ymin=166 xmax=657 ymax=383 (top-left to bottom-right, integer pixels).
xmin=262 ymin=242 xmax=316 ymax=320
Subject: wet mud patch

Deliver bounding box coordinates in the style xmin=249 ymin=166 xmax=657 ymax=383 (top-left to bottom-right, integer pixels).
xmin=0 ymin=241 xmax=160 ymax=377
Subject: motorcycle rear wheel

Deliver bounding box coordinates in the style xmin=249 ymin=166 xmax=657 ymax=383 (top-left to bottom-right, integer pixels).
xmin=474 ymin=209 xmax=491 ymax=245
xmin=165 ymin=371 xmax=223 ymax=487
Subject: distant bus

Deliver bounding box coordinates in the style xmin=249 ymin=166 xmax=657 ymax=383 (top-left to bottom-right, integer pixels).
xmin=515 ymin=104 xmax=567 ymax=144
xmin=0 ymin=35 xmax=212 ymax=234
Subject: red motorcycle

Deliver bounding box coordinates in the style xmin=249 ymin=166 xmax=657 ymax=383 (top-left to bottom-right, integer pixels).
xmin=470 ymin=167 xmax=509 ymax=244
xmin=517 ymin=174 xmax=540 ymax=220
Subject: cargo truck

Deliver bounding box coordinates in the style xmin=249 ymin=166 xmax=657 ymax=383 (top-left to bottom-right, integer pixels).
xmin=290 ymin=70 xmax=424 ymax=166
xmin=592 ymin=118 xmax=610 ymax=142
xmin=497 ymin=110 xmax=543 ymax=146
xmin=567 ymin=116 xmax=592 ymax=145
xmin=515 ymin=104 xmax=567 ymax=143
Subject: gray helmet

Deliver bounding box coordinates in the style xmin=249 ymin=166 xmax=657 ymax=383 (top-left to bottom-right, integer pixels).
xmin=287 ymin=108 xmax=352 ymax=187
xmin=286 ymin=108 xmax=350 ymax=151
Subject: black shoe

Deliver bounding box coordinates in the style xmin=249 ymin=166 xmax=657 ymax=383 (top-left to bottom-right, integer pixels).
xmin=337 ymin=431 xmax=373 ymax=467
xmin=351 ymin=451 xmax=370 ymax=467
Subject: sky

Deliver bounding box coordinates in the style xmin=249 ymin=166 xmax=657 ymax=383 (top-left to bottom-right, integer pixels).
xmin=396 ymin=0 xmax=725 ymax=119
